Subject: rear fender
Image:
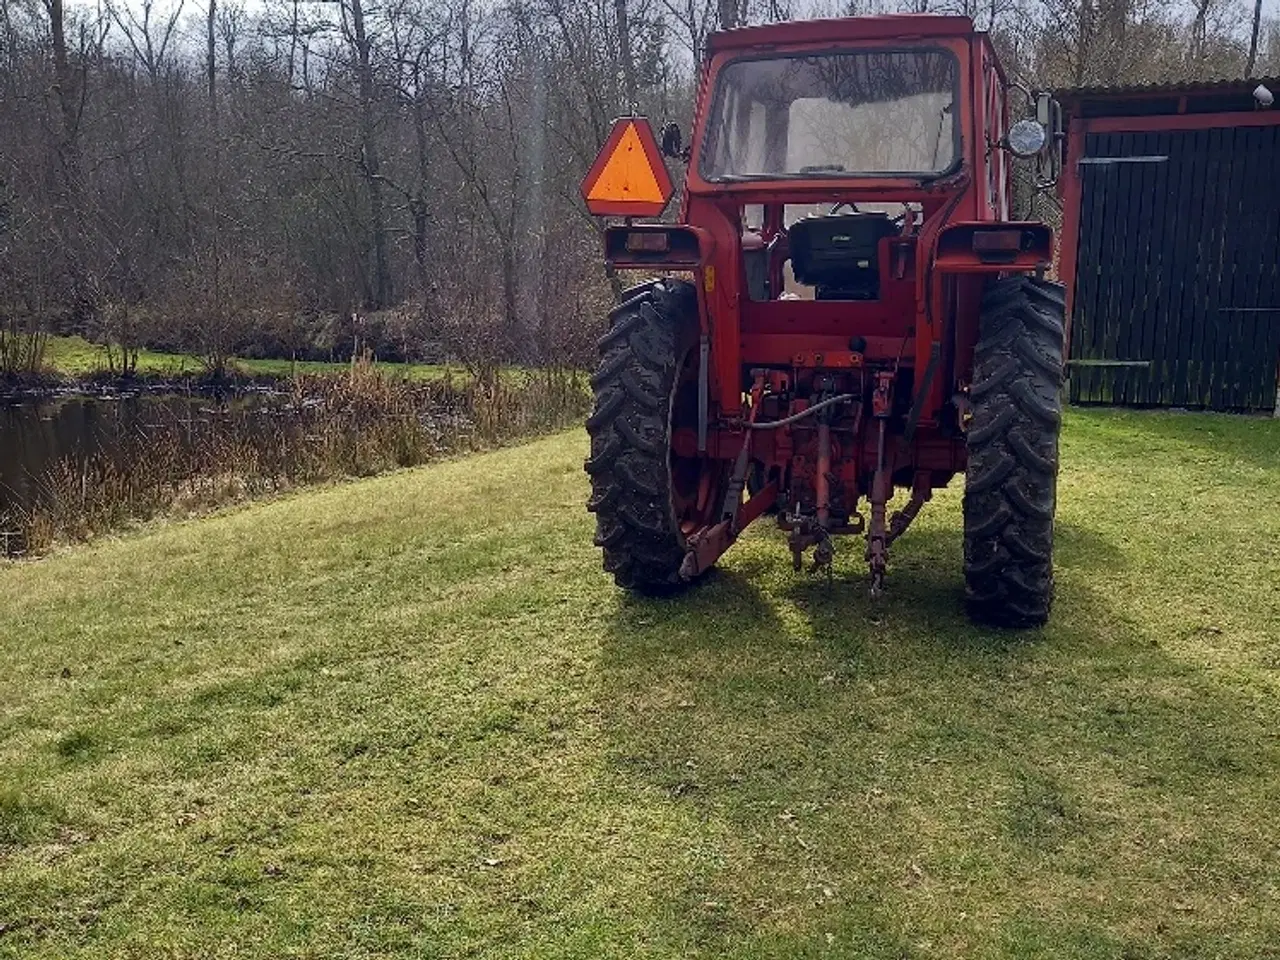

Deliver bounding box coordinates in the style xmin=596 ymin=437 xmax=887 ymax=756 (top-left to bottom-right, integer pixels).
xmin=933 ymin=222 xmax=1052 ymax=273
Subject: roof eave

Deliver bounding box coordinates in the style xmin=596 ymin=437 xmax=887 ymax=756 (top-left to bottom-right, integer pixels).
xmin=705 ymin=15 xmax=977 ymax=55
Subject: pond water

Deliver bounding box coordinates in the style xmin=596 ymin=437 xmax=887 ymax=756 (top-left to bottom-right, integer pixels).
xmin=0 ymin=377 xmax=554 ymax=555
xmin=0 ymin=392 xmax=279 ymax=517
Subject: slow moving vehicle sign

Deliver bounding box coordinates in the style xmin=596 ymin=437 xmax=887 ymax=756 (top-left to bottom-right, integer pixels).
xmin=580 ymin=117 xmax=673 ymax=217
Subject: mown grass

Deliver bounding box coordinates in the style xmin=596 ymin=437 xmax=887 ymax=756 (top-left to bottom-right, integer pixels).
xmin=41 ymin=335 xmax=460 ymax=381
xmin=1 ymin=408 xmax=1278 ymax=958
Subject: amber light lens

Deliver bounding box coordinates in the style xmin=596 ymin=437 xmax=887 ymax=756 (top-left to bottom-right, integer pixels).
xmin=971 ymin=230 xmax=1023 ymax=253
xmin=971 ymin=229 xmax=1026 ymax=264
xmin=624 ymin=231 xmax=671 ymax=253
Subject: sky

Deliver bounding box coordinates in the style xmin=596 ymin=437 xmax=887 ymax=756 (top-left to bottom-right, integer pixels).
xmin=68 ymin=0 xmax=1280 ymax=63
xmin=75 ymin=0 xmax=1280 ymax=17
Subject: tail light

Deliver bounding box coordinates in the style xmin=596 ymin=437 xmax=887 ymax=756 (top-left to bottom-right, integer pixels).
xmin=624 ymin=231 xmax=671 ymax=253
xmin=971 ymin=229 xmax=1026 ymax=264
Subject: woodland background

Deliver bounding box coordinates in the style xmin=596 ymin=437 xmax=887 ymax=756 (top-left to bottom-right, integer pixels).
xmin=1 ymin=0 xmax=1277 ymax=374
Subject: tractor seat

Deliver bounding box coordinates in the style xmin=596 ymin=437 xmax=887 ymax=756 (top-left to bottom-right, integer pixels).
xmin=788 ymin=213 xmax=897 ymax=301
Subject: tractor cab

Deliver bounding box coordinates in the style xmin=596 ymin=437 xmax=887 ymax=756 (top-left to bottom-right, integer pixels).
xmin=673 ymin=17 xmax=1060 ymax=313
xmin=699 ymin=45 xmax=961 ymax=184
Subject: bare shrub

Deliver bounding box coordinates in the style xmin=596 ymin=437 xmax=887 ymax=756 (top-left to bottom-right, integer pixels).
xmin=164 ymin=244 xmax=300 ymax=379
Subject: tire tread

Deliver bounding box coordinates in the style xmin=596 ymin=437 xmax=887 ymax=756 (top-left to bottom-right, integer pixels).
xmin=585 ymin=280 xmax=702 ymax=592
xmin=964 ymin=275 xmax=1065 ymax=628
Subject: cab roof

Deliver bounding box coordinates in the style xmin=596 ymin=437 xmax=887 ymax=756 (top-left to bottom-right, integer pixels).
xmin=705 ymin=15 xmax=978 ymax=55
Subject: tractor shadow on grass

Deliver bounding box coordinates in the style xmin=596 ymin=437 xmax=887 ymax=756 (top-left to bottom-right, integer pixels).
xmin=599 ymin=521 xmax=1130 ymax=699
xmin=594 ymin=522 xmax=1280 ymax=954
xmin=774 ymin=520 xmax=1129 ymax=648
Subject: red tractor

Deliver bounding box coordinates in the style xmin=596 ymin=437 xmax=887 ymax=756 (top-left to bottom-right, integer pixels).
xmin=581 ymin=14 xmax=1067 ymax=627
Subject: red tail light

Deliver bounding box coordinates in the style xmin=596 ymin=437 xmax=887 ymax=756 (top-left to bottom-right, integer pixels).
xmin=971 ymin=229 xmax=1025 ymax=264
xmin=625 ymin=231 xmax=671 ymax=253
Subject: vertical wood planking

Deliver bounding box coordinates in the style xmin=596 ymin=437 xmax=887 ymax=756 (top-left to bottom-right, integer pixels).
xmin=1169 ymin=129 xmax=1205 ymax=406
xmin=1071 ymin=132 xmax=1104 ymax=403
xmin=1203 ymin=128 xmax=1227 ymax=410
xmin=1254 ymin=125 xmax=1280 ymax=411
xmin=1115 ymin=132 xmax=1150 ymax=403
xmin=1217 ymin=125 xmax=1250 ymax=409
xmin=1143 ymin=131 xmax=1175 ymax=406
xmin=1093 ymin=132 xmax=1122 ymax=403
xmin=1059 ymin=115 xmax=1277 ymax=411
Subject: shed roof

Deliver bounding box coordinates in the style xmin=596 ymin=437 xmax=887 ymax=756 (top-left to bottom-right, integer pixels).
xmin=1056 ymin=76 xmax=1280 ymax=119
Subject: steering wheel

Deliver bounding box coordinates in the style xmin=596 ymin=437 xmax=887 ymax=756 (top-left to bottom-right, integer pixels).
xmin=831 ymin=200 xmax=913 ymax=233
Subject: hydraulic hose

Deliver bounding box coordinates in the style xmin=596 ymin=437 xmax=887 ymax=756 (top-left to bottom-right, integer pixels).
xmin=748 ymin=393 xmax=858 ymax=430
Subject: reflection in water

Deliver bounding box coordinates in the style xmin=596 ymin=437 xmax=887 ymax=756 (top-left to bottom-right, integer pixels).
xmin=0 ymin=373 xmax=585 ymax=555
xmin=0 ymin=392 xmax=281 ymax=515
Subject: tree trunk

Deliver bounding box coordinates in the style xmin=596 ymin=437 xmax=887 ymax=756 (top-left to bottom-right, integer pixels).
xmin=718 ymin=0 xmax=739 ymax=30
xmin=350 ymin=0 xmax=392 ymax=310
xmin=206 ymin=0 xmax=216 ymax=117
xmin=287 ymin=0 xmax=298 ymax=87
xmin=45 ymin=0 xmax=79 ymax=187
xmin=613 ymin=0 xmax=637 ymax=107
xmin=1190 ymin=0 xmax=1211 ymax=65
xmin=43 ymin=0 xmax=95 ymax=324
xmin=1074 ymin=0 xmax=1093 ymax=86
xmin=502 ymin=246 xmax=518 ymax=357
xmin=412 ymin=82 xmax=430 ymax=297
xmin=1247 ymin=0 xmax=1264 ymax=76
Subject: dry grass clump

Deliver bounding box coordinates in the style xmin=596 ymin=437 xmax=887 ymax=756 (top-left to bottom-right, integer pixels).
xmin=2 ymin=364 xmax=588 ymax=555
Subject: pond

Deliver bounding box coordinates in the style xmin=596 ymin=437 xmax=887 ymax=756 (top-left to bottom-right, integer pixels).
xmin=0 ymin=373 xmax=581 ymax=556
xmin=0 ymin=393 xmax=285 ymax=518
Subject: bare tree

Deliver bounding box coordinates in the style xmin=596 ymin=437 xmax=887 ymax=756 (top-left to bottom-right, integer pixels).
xmin=340 ymin=0 xmax=393 ymax=308
xmin=1246 ymin=0 xmax=1263 ymax=76
xmin=106 ymin=0 xmax=184 ymax=82
xmin=207 ymin=0 xmax=216 ymax=111
xmin=1 ymin=0 xmax=1273 ymax=376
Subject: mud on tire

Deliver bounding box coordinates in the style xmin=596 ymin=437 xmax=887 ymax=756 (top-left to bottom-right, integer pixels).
xmin=585 ymin=279 xmax=700 ymax=593
xmin=963 ymin=275 xmax=1066 ymax=628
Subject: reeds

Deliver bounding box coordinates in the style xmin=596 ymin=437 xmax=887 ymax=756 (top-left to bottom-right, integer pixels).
xmin=0 ymin=329 xmax=48 ymax=379
xmin=1 ymin=367 xmax=589 ymax=556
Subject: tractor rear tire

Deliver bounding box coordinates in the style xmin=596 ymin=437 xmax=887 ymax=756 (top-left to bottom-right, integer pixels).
xmin=585 ymin=279 xmax=704 ymax=593
xmin=963 ymin=275 xmax=1066 ymax=628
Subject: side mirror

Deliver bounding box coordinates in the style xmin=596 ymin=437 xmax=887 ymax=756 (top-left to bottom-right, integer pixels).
xmin=1036 ymin=91 xmax=1053 ymax=127
xmin=1048 ymin=99 xmax=1065 ymax=181
xmin=660 ymin=121 xmax=683 ymax=160
xmin=1031 ymin=96 xmax=1066 ymax=190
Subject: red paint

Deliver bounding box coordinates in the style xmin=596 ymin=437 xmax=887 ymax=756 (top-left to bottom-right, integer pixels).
xmin=1057 ymin=117 xmax=1085 ymax=348
xmin=707 ymin=14 xmax=978 ymax=53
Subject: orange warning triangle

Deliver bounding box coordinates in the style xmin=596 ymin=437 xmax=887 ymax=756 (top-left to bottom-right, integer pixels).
xmin=588 ymin=123 xmax=664 ymax=204
xmin=581 ymin=117 xmax=673 ymax=217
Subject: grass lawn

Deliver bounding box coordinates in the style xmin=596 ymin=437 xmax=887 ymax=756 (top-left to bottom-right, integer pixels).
xmin=41 ymin=336 xmax=461 ymax=381
xmin=41 ymin=336 xmax=201 ymax=377
xmin=2 ymin=408 xmax=1279 ymax=958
